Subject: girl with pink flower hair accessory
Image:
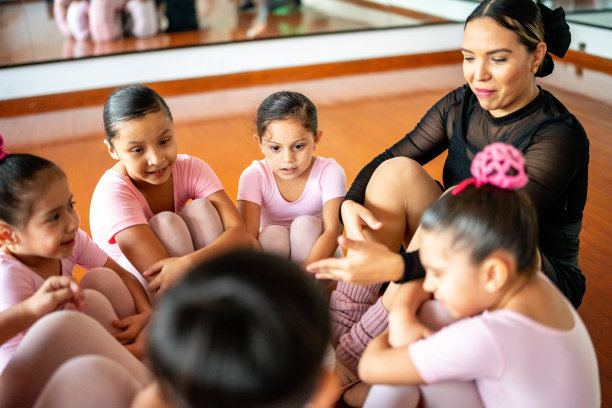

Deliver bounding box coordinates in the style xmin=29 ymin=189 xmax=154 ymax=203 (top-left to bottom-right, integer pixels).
xmin=453 ymin=142 xmax=529 ymax=195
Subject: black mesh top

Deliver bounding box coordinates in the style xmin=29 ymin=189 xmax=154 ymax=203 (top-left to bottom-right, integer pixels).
xmin=345 ymin=84 xmax=589 ymax=226
xmin=344 ymin=85 xmax=590 ymax=306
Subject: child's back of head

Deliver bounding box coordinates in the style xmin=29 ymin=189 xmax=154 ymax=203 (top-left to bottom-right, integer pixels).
xmin=148 ymin=249 xmax=331 ymax=408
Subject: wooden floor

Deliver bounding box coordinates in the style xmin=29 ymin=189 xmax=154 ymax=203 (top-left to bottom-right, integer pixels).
xmin=0 ymin=57 xmax=610 ymax=405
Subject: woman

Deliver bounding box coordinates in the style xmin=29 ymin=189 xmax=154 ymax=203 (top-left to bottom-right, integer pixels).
xmin=307 ymin=0 xmax=588 ymax=404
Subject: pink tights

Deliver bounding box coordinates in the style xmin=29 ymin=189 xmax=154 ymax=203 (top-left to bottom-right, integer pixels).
xmin=118 ymin=198 xmax=224 ymax=293
xmin=258 ymin=215 xmax=323 ymax=264
xmin=362 ymin=301 xmax=483 ymax=408
xmin=0 ymin=311 xmax=151 ymax=407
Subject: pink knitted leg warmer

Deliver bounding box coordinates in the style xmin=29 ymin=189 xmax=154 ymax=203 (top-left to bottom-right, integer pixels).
xmin=336 ymin=297 xmax=389 ymax=373
xmin=329 ymin=281 xmax=382 ymax=342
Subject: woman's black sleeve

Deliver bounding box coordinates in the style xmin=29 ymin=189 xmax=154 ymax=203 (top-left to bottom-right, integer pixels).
xmin=343 ymin=88 xmax=461 ymax=207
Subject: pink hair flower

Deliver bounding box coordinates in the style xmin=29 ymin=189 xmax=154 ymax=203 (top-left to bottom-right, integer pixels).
xmin=453 ymin=142 xmax=528 ymax=195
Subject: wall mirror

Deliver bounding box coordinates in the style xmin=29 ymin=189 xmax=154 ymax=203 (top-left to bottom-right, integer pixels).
xmin=0 ymin=0 xmax=610 ymax=69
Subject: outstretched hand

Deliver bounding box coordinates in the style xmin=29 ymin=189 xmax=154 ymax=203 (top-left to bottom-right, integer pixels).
xmin=306 ymin=235 xmax=404 ymax=284
xmin=340 ymin=200 xmax=383 ymax=241
xmin=24 ymin=275 xmax=85 ymax=318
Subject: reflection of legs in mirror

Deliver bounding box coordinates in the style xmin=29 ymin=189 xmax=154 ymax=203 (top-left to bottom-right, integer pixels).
xmin=246 ymin=0 xmax=268 ymax=38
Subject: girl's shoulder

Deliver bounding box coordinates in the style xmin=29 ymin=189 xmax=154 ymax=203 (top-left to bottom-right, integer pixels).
xmin=311 ymin=156 xmax=344 ymax=171
xmin=240 ymin=159 xmax=271 ymax=177
xmin=309 ymin=156 xmax=346 ymax=180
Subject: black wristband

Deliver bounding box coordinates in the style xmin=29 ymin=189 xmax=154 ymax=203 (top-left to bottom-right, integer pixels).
xmin=394 ymin=250 xmax=426 ymax=283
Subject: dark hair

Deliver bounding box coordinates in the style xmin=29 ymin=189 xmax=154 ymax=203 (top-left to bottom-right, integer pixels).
xmin=466 ymin=0 xmax=571 ymax=77
xmin=421 ymin=184 xmax=538 ymax=274
xmin=148 ymin=249 xmax=331 ymax=408
xmin=256 ymin=91 xmax=318 ymax=140
xmin=103 ymin=84 xmax=173 ymax=145
xmin=0 ymin=154 xmax=65 ymax=227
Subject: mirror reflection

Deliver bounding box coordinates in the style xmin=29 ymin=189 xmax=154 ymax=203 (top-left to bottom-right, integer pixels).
xmin=0 ymin=0 xmax=610 ymax=69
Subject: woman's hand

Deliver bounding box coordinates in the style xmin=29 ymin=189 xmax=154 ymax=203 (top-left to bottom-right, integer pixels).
xmin=143 ymin=256 xmax=191 ymax=299
xmin=112 ymin=310 xmax=151 ymax=345
xmin=24 ymin=276 xmax=85 ymax=318
xmin=340 ymin=200 xmax=383 ymax=241
xmin=306 ymin=236 xmax=404 ymax=284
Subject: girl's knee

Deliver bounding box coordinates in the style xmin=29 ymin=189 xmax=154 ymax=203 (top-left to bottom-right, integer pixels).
xmin=149 ymin=211 xmax=195 ymax=256
xmin=259 ymin=225 xmax=290 ymax=258
xmin=149 ymin=211 xmax=186 ymax=234
xmin=80 ymin=289 xmax=120 ymax=334
xmin=80 ymin=267 xmax=120 ymax=289
xmin=80 ymin=268 xmax=135 ymax=318
xmin=180 ymin=198 xmax=224 ymax=249
xmin=290 ymin=215 xmax=322 ymax=235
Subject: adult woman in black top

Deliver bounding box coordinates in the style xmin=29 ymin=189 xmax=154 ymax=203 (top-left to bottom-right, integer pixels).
xmin=307 ymin=0 xmax=589 ymax=397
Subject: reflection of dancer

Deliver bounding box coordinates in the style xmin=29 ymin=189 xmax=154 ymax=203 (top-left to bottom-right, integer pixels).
xmin=89 ymin=0 xmax=124 ymax=42
xmin=237 ymin=0 xmax=301 ymax=38
xmin=66 ymin=0 xmax=90 ymax=41
xmin=54 ymin=0 xmax=72 ymax=37
xmin=158 ymin=0 xmax=199 ymax=32
xmin=125 ymin=0 xmax=159 ymax=38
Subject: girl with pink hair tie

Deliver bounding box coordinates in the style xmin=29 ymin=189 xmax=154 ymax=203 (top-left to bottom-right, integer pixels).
xmin=359 ymin=143 xmax=600 ymax=408
xmin=306 ymin=1 xmax=588 ymax=404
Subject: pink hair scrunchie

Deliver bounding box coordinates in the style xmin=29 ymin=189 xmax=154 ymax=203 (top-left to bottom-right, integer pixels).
xmin=0 ymin=133 xmax=9 ymax=161
xmin=453 ymin=142 xmax=528 ymax=195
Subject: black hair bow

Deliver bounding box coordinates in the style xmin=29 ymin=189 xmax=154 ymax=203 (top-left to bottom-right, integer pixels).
xmin=537 ymin=3 xmax=571 ymax=58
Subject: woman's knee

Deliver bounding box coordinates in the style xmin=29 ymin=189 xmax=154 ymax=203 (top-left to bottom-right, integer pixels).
xmin=371 ymin=157 xmax=424 ymax=186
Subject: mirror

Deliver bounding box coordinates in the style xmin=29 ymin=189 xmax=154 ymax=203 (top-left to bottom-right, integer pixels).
xmin=1 ymin=0 xmax=610 ymax=69
xmin=0 ymin=0 xmax=446 ymax=68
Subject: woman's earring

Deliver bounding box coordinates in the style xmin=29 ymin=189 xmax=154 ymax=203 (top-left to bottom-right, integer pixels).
xmin=533 ymin=66 xmax=538 ymax=74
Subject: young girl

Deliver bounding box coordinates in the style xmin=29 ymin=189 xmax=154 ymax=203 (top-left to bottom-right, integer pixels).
xmin=238 ymin=91 xmax=346 ymax=267
xmin=89 ymin=84 xmax=252 ymax=299
xmin=0 ymin=278 xmax=151 ymax=407
xmin=131 ymin=249 xmax=339 ymax=408
xmin=0 ymin=138 xmax=151 ymax=371
xmin=358 ymin=143 xmax=600 ymax=408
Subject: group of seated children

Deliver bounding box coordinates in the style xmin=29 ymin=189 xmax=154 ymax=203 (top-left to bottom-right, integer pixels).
xmin=0 ymin=85 xmax=600 ymax=407
xmin=54 ymin=0 xmax=158 ymax=42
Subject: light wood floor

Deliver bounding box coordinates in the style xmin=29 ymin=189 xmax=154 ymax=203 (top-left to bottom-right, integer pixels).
xmin=0 ymin=57 xmax=610 ymax=405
